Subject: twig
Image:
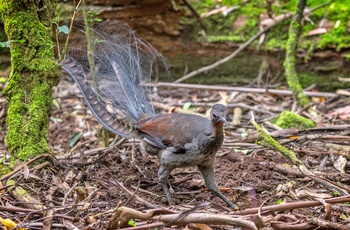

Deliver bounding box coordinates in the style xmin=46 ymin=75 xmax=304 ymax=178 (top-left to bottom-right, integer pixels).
xmin=58 ymin=0 xmax=83 ymax=63
xmin=301 ymin=214 xmax=349 ymax=230
xmin=130 ymin=185 xmax=161 ymax=198
xmin=182 ymin=0 xmax=207 ymax=33
xmin=21 ymin=223 xmax=67 ymax=228
xmin=0 ymin=205 xmax=41 ymax=213
xmin=112 ymin=180 xmax=161 ymax=209
xmin=0 ymin=154 xmax=52 ymax=182
xmin=62 ymin=182 xmax=78 ymax=206
xmin=43 ymin=187 xmax=58 ymax=230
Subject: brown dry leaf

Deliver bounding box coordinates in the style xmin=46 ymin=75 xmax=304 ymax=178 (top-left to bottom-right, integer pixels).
xmin=334 ymin=156 xmax=347 ymax=173
xmin=62 ymin=219 xmax=79 ymax=230
xmin=297 ymin=189 xmax=332 ymax=199
xmin=52 ymin=175 xmax=71 ymax=192
xmin=307 ymin=27 xmax=327 ymax=36
xmin=65 ymin=170 xmax=76 ymax=184
xmin=87 ymin=215 xmax=97 ymax=224
xmin=0 ymin=180 xmax=4 ymax=194
xmin=77 ymin=201 xmax=91 ymax=211
xmin=22 ymin=164 xmax=30 ymax=180
xmin=75 ymin=186 xmax=87 ymax=202
xmin=185 ymin=223 xmax=212 ymax=230
xmin=288 ymin=135 xmax=299 ymax=140
xmin=328 ymin=105 xmax=350 ymax=119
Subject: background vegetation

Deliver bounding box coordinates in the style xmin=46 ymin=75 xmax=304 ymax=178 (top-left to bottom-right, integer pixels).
xmin=188 ymin=0 xmax=350 ymax=56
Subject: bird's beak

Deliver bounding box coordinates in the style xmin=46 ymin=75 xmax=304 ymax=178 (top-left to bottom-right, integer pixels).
xmin=219 ymin=117 xmax=227 ymax=124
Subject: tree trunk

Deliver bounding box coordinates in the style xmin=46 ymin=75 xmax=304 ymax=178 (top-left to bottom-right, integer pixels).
xmin=284 ymin=0 xmax=309 ymax=106
xmin=0 ymin=0 xmax=60 ymax=161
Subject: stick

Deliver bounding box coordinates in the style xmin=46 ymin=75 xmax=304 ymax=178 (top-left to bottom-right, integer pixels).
xmin=156 ymin=82 xmax=337 ymax=98
xmin=232 ymin=194 xmax=350 ymax=215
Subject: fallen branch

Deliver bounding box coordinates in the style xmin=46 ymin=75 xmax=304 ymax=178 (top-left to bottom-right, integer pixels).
xmin=250 ymin=113 xmax=349 ymax=196
xmin=156 ymin=82 xmax=337 ymax=98
xmin=232 ymin=194 xmax=350 ymax=215
xmin=110 ymin=206 xmax=257 ymax=230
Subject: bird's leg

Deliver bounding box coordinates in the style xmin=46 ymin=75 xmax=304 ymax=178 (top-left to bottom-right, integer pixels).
xmin=140 ymin=139 xmax=159 ymax=156
xmin=198 ymin=164 xmax=236 ymax=208
xmin=158 ymin=165 xmax=173 ymax=205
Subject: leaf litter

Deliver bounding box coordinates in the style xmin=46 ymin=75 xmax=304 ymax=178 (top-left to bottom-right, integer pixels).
xmin=0 ymin=72 xmax=350 ymax=229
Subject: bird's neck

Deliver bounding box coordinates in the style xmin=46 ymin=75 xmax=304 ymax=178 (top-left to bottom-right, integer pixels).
xmin=211 ymin=121 xmax=224 ymax=137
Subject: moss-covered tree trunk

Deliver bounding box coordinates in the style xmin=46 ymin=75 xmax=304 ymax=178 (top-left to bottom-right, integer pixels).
xmin=0 ymin=0 xmax=60 ymax=161
xmin=284 ymin=0 xmax=309 ymax=106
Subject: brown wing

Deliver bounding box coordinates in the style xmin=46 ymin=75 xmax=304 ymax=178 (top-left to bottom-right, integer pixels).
xmin=134 ymin=113 xmax=211 ymax=152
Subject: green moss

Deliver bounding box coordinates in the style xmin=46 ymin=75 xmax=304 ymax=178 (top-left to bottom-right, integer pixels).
xmin=346 ymin=52 xmax=350 ymax=61
xmin=283 ymin=0 xmax=310 ymax=106
xmin=190 ymin=0 xmax=264 ymax=43
xmin=252 ymin=117 xmax=304 ymax=167
xmin=1 ymin=0 xmax=60 ymax=161
xmin=0 ymin=164 xmax=11 ymax=177
xmin=275 ymin=110 xmax=316 ymax=129
xmin=207 ymin=35 xmax=242 ymax=43
xmin=6 ymin=179 xmax=15 ymax=186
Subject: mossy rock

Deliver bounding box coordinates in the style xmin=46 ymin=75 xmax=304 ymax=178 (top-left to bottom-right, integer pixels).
xmin=275 ymin=110 xmax=316 ymax=129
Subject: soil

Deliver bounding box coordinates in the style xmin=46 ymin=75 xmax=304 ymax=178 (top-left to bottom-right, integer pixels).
xmin=1 ymin=73 xmax=350 ymax=229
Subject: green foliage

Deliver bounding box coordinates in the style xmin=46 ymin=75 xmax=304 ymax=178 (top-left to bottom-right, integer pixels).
xmin=306 ymin=1 xmax=350 ymax=51
xmin=0 ymin=163 xmax=11 ymax=177
xmin=128 ymin=219 xmax=136 ymax=227
xmin=276 ymin=198 xmax=283 ymax=205
xmin=83 ymin=7 xmax=102 ymax=24
xmin=182 ymin=102 xmax=192 ymax=111
xmin=191 ymin=0 xmax=264 ymax=42
xmin=69 ymin=132 xmax=83 ymax=147
xmin=189 ymin=0 xmax=349 ymax=51
xmin=0 ymin=41 xmax=9 ymax=48
xmin=57 ymin=25 xmax=69 ymax=35
xmin=0 ymin=39 xmax=25 ymax=48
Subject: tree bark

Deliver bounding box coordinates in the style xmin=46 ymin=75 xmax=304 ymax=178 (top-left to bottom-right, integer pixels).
xmin=0 ymin=0 xmax=60 ymax=161
xmin=284 ymin=0 xmax=309 ymax=106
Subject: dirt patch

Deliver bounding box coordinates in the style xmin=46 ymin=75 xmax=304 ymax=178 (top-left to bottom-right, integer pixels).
xmin=1 ymin=73 xmax=350 ymax=229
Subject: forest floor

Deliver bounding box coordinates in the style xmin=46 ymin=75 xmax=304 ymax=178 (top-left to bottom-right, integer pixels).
xmin=1 ymin=61 xmax=350 ymax=229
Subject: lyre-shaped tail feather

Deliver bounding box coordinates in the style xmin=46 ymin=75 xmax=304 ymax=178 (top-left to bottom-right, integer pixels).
xmin=62 ymin=56 xmax=138 ymax=137
xmin=61 ymin=23 xmax=168 ymax=137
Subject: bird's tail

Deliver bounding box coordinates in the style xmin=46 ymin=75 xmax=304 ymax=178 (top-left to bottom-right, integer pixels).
xmin=61 ymin=23 xmax=168 ymax=137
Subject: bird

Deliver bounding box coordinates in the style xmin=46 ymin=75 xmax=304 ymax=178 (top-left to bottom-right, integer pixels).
xmin=61 ymin=23 xmax=236 ymax=208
